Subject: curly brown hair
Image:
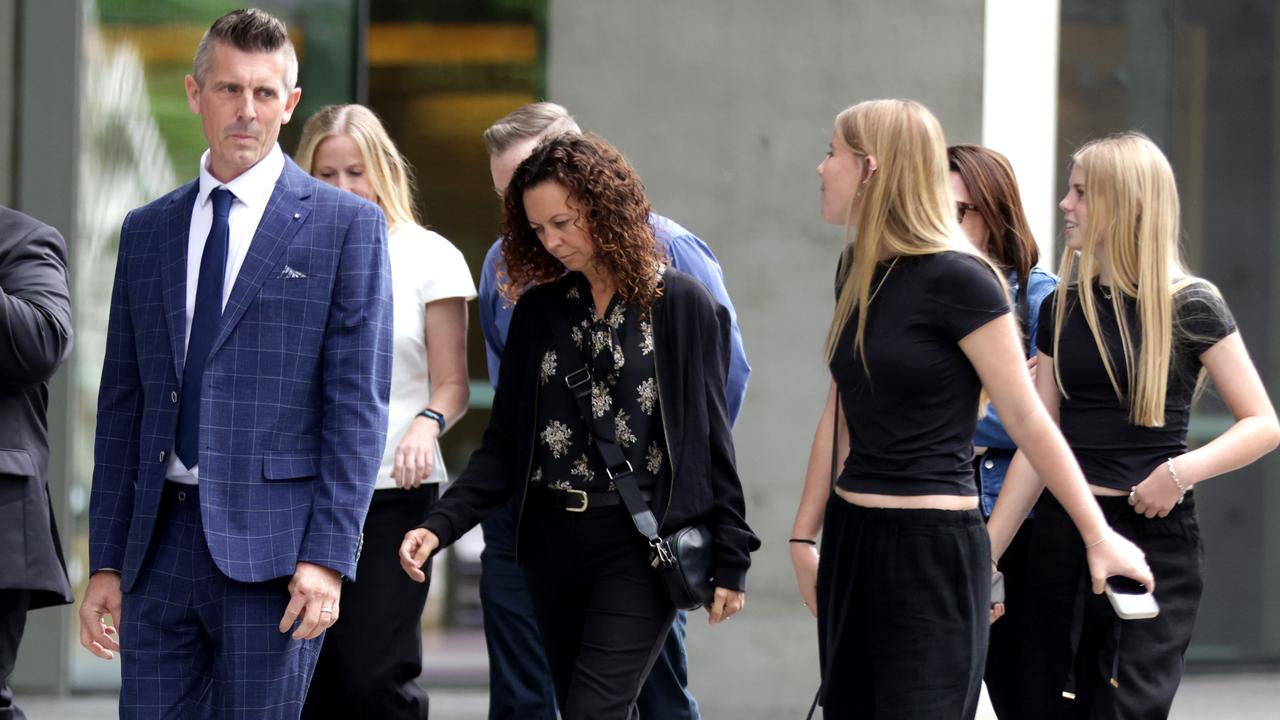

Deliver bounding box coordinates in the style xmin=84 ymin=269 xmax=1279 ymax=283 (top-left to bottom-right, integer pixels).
xmin=500 ymin=133 xmax=668 ymax=306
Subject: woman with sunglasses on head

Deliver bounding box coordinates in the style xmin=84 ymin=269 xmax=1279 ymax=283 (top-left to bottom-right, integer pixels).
xmin=398 ymin=133 xmax=759 ymax=719
xmin=294 ymin=104 xmax=477 ymax=719
xmin=949 ymin=143 xmax=1059 ymax=718
xmin=986 ymin=132 xmax=1279 ymax=718
xmin=787 ymin=99 xmax=1152 ymax=718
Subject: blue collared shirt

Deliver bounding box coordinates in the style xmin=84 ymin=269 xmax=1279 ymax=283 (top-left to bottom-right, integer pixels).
xmin=478 ymin=212 xmax=750 ymax=425
xmin=973 ymin=266 xmax=1058 ymax=515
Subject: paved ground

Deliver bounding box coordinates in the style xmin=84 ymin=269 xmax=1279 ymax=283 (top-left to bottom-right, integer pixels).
xmin=14 ymin=671 xmax=1280 ymax=719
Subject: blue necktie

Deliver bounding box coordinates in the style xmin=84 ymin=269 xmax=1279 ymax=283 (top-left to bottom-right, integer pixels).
xmin=175 ymin=187 xmax=233 ymax=470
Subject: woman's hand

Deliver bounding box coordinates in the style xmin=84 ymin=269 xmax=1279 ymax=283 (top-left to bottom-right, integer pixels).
xmin=1026 ymin=354 xmax=1039 ymax=384
xmin=398 ymin=528 xmax=440 ymax=582
xmin=706 ymin=587 xmax=745 ymax=625
xmin=790 ymin=541 xmax=820 ymax=618
xmin=1129 ymin=463 xmax=1183 ymax=519
xmin=1084 ymin=528 xmax=1154 ymax=594
xmin=989 ymin=602 xmax=1006 ymax=625
xmin=393 ymin=416 xmax=441 ymax=489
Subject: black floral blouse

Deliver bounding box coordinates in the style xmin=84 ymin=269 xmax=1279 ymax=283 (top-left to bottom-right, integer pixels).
xmin=532 ymin=273 xmax=670 ymax=492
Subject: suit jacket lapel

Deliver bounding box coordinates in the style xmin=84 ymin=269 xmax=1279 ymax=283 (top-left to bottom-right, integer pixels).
xmin=161 ymin=183 xmax=199 ymax=378
xmin=210 ymin=159 xmax=313 ymax=356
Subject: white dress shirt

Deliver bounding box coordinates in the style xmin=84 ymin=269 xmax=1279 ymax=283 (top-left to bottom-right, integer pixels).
xmin=167 ymin=144 xmax=286 ymax=484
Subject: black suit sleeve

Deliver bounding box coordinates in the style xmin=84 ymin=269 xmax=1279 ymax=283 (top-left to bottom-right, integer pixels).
xmin=0 ymin=216 xmax=73 ymax=389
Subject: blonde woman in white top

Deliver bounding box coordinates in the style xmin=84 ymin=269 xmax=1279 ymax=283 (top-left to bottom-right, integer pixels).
xmin=295 ymin=104 xmax=476 ymax=720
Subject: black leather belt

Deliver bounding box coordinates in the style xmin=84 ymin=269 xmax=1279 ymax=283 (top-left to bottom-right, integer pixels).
xmin=540 ymin=485 xmax=653 ymax=512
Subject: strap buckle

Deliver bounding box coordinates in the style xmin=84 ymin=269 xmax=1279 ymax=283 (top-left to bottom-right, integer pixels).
xmin=606 ymin=461 xmax=633 ymax=480
xmin=565 ymin=367 xmax=591 ymax=390
xmin=649 ymin=537 xmax=675 ymax=567
xmin=564 ymin=488 xmax=589 ymax=512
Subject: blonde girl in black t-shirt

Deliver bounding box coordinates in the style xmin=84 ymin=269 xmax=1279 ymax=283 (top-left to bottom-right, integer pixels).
xmin=987 ymin=132 xmax=1280 ymax=718
xmin=788 ymin=99 xmax=1154 ymax=719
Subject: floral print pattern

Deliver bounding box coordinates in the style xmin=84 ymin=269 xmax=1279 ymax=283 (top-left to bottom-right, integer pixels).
xmin=531 ymin=274 xmax=669 ymax=491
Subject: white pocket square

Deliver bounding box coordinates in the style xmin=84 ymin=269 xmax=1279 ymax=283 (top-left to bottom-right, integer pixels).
xmin=279 ymin=265 xmax=306 ymax=279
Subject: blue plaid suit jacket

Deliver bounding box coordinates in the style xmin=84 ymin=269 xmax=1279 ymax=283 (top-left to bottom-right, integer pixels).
xmin=90 ymin=158 xmax=393 ymax=592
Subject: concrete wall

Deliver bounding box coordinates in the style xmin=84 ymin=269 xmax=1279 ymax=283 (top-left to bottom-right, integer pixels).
xmin=0 ymin=0 xmax=14 ymax=206
xmin=549 ymin=1 xmax=984 ymax=715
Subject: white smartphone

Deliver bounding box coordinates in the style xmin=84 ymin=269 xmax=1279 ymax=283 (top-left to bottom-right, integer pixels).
xmin=1105 ymin=577 xmax=1160 ymax=620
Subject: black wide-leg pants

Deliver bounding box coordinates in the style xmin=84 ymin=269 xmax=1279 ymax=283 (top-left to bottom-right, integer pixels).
xmin=1023 ymin=493 xmax=1203 ymax=720
xmin=816 ymin=498 xmax=990 ymax=719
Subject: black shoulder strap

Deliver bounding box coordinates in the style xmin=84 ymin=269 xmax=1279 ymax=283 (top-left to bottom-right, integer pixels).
xmin=1015 ymin=272 xmax=1032 ymax=355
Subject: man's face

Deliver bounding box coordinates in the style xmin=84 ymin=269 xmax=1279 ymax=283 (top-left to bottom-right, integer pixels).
xmin=185 ymin=42 xmax=301 ymax=182
xmin=489 ymin=136 xmax=543 ymax=196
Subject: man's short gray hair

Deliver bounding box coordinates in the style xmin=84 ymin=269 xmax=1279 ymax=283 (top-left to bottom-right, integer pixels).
xmin=192 ymin=8 xmax=298 ymax=89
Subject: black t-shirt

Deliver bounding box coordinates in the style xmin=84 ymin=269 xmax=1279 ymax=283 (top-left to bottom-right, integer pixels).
xmin=1036 ymin=281 xmax=1236 ymax=491
xmin=830 ymin=251 xmax=1010 ymax=496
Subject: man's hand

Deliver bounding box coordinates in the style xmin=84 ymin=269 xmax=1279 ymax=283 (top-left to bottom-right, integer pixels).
xmin=79 ymin=571 xmax=123 ymax=660
xmin=278 ymin=561 xmax=342 ymax=640
xmin=399 ymin=528 xmax=440 ymax=583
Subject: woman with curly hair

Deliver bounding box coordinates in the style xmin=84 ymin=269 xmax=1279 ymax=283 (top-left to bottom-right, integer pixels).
xmin=399 ymin=133 xmax=759 ymax=719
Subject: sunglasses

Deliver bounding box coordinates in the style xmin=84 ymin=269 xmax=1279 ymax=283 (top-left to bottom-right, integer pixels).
xmin=956 ymin=201 xmax=979 ymax=224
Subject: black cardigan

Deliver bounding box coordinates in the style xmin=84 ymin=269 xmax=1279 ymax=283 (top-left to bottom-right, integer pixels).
xmin=420 ymin=268 xmax=759 ymax=591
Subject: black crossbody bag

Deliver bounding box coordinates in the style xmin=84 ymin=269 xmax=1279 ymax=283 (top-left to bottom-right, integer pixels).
xmin=546 ymin=306 xmax=715 ymax=611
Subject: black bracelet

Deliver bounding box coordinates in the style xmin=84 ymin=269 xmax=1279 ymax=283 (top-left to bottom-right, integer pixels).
xmin=417 ymin=408 xmax=447 ymax=433
xmin=789 ymin=537 xmax=817 ymax=545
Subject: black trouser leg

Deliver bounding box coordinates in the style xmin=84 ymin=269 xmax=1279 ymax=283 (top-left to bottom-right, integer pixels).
xmin=303 ymin=484 xmax=439 ymax=720
xmin=984 ymin=517 xmax=1035 ymax=719
xmin=1025 ymin=494 xmax=1203 ymax=720
xmin=817 ymin=500 xmax=990 ymax=719
xmin=521 ymin=501 xmax=676 ymax=720
xmin=0 ymin=590 xmax=29 ymax=720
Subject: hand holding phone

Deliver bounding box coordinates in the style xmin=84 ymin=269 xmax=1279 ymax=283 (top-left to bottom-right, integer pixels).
xmin=1105 ymin=576 xmax=1159 ymax=620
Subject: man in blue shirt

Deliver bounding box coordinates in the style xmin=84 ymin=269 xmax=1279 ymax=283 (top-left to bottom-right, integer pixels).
xmin=477 ymin=102 xmax=749 ymax=720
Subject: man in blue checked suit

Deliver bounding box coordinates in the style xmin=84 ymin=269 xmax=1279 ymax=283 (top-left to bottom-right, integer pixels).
xmin=77 ymin=10 xmax=392 ymax=718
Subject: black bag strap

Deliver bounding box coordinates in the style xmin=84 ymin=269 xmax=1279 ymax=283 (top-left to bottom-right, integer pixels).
xmin=1015 ymin=271 xmax=1032 ymax=355
xmin=544 ymin=303 xmax=668 ymax=555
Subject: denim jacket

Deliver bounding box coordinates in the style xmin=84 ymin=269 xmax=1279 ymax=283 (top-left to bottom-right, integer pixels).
xmin=974 ymin=267 xmax=1058 ymax=515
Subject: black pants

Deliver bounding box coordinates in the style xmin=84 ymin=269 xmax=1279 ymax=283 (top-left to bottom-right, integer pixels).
xmin=520 ymin=494 xmax=676 ymax=720
xmin=303 ymin=484 xmax=439 ymax=720
xmin=984 ymin=516 xmax=1035 ymax=719
xmin=816 ymin=498 xmax=990 ymax=719
xmin=1024 ymin=493 xmax=1203 ymax=720
xmin=0 ymin=590 xmax=29 ymax=720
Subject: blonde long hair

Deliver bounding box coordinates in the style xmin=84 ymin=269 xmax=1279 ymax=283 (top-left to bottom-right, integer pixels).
xmin=824 ymin=99 xmax=1005 ymax=362
xmin=295 ymin=104 xmax=421 ymax=228
xmin=1052 ymin=132 xmax=1202 ymax=427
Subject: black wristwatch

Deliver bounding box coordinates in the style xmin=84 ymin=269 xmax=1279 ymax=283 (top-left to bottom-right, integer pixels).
xmin=417 ymin=408 xmax=447 ymax=433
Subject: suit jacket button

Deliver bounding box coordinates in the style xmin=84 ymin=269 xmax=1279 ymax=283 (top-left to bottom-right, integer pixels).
xmin=159 ymin=451 xmax=167 ymax=462
xmin=171 ymin=391 xmax=179 ymax=403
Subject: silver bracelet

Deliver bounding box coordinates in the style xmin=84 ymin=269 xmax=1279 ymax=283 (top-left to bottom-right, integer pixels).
xmin=1167 ymin=458 xmax=1188 ymax=505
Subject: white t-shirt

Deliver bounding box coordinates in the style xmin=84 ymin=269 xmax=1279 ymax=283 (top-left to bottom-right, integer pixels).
xmin=377 ymin=223 xmax=477 ymax=490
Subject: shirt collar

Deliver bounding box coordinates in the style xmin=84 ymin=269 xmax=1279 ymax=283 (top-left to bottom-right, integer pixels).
xmin=195 ymin=143 xmax=285 ymax=211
